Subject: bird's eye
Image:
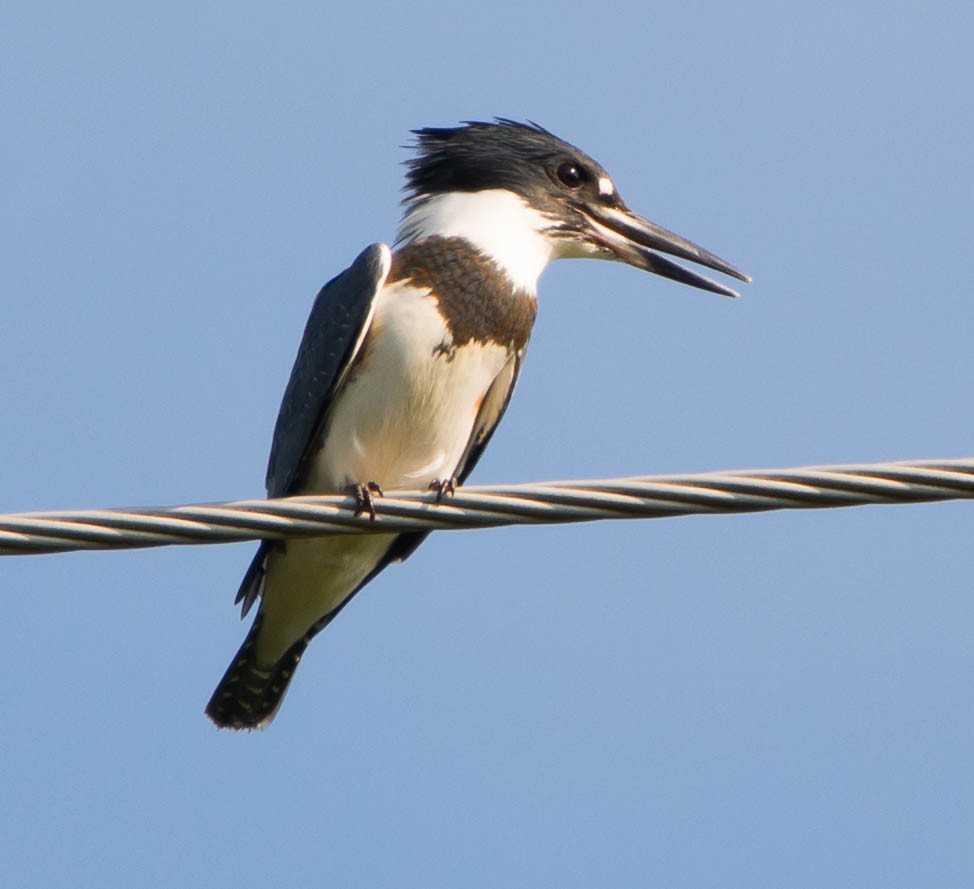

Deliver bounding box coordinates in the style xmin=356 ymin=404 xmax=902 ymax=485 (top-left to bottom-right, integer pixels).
xmin=556 ymin=161 xmax=586 ymax=188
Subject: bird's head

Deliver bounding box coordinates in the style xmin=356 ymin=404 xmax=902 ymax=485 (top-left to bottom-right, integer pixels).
xmin=398 ymin=119 xmax=749 ymax=296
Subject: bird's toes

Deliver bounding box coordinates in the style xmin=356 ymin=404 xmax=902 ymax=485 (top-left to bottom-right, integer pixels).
xmin=344 ymin=481 xmax=384 ymax=521
xmin=428 ymin=477 xmax=458 ymax=502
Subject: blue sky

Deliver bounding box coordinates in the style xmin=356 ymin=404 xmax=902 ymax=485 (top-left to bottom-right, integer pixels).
xmin=3 ymin=1 xmax=973 ymax=886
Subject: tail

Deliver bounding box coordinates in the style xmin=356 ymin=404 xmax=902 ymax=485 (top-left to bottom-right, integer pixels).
xmin=207 ymin=534 xmax=419 ymax=728
xmin=205 ymin=614 xmax=310 ymax=730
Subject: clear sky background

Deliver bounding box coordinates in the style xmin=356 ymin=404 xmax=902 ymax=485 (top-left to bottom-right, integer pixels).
xmin=3 ymin=1 xmax=973 ymax=886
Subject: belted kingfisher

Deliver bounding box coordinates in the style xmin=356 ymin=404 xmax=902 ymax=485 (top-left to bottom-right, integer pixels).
xmin=206 ymin=119 xmax=749 ymax=729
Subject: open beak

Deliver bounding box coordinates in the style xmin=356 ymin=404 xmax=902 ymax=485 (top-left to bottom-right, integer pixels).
xmin=582 ymin=204 xmax=751 ymax=297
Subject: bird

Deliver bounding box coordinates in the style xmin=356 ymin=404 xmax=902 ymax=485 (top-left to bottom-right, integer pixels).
xmin=205 ymin=119 xmax=750 ymax=729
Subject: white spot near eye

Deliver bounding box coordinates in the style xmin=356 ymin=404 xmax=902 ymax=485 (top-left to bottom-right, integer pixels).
xmin=598 ymin=176 xmax=615 ymax=196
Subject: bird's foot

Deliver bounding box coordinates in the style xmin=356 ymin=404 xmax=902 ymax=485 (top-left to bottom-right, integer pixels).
xmin=344 ymin=481 xmax=384 ymax=521
xmin=428 ymin=477 xmax=458 ymax=502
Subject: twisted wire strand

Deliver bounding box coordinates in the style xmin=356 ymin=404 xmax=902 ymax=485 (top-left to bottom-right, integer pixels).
xmin=2 ymin=457 xmax=972 ymax=556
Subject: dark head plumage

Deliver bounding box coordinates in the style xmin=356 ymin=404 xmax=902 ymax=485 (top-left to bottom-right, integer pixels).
xmin=404 ymin=119 xmax=623 ymax=211
xmin=400 ymin=119 xmax=750 ymax=296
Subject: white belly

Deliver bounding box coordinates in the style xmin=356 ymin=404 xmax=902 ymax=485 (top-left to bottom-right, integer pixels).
xmin=255 ymin=281 xmax=511 ymax=663
xmin=306 ymin=280 xmax=510 ymax=493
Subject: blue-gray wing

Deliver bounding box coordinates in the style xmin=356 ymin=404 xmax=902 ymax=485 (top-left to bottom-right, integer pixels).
xmin=265 ymin=243 xmax=391 ymax=499
xmin=454 ymin=350 xmax=522 ymax=484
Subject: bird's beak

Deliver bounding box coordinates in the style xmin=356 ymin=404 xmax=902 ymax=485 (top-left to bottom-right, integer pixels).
xmin=581 ymin=204 xmax=751 ymax=297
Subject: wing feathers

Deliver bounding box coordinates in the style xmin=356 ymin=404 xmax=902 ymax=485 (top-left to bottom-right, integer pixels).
xmin=265 ymin=244 xmax=391 ymax=498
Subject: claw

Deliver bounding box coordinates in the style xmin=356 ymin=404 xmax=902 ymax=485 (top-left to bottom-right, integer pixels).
xmin=428 ymin=477 xmax=457 ymax=502
xmin=344 ymin=481 xmax=384 ymax=521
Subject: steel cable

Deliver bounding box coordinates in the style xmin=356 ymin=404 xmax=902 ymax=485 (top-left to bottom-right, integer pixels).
xmin=2 ymin=457 xmax=972 ymax=556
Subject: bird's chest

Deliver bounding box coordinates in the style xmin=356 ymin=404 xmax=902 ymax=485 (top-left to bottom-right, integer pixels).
xmin=308 ymin=280 xmax=529 ymax=491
